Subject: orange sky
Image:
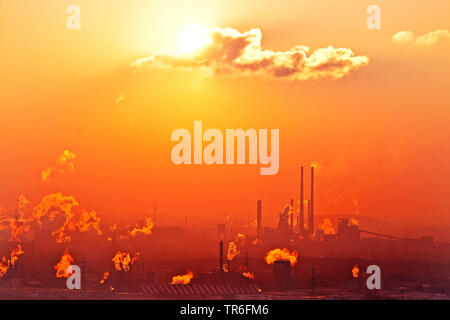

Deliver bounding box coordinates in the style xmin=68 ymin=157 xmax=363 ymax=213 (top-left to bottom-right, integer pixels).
xmin=1 ymin=1 xmax=449 ymax=238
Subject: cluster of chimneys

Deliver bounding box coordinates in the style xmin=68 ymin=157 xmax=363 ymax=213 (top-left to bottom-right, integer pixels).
xmin=257 ymin=166 xmax=315 ymax=238
xmin=217 ymin=166 xmax=314 ymax=273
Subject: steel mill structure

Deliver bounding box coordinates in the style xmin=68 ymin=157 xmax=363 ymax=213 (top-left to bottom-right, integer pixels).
xmin=0 ymin=165 xmax=448 ymax=300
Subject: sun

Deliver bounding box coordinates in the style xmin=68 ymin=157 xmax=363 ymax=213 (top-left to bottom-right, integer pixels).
xmin=176 ymin=25 xmax=212 ymax=54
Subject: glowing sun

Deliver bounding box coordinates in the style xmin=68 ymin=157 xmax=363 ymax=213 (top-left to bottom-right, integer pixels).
xmin=176 ymin=25 xmax=212 ymax=54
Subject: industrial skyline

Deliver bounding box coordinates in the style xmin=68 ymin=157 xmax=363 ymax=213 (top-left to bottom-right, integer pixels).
xmin=1 ymin=165 xmax=448 ymax=300
xmin=1 ymin=0 xmax=449 ymax=302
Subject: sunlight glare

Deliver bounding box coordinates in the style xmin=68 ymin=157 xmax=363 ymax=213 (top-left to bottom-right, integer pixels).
xmin=176 ymin=25 xmax=212 ymax=54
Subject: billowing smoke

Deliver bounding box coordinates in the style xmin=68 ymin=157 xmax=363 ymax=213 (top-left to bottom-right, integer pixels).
xmin=264 ymin=248 xmax=298 ymax=266
xmin=33 ymin=193 xmax=78 ymax=243
xmin=41 ymin=150 xmax=76 ymax=182
xmin=128 ymin=217 xmax=154 ymax=237
xmin=99 ymin=271 xmax=109 ymax=284
xmin=68 ymin=210 xmax=103 ymax=235
xmin=170 ymin=270 xmax=194 ymax=285
xmin=227 ymin=241 xmax=239 ymax=261
xmin=54 ymin=250 xmax=75 ymax=278
xmin=112 ymin=251 xmax=139 ymax=272
xmin=348 ymin=218 xmax=359 ymax=226
xmin=0 ymin=195 xmax=33 ymax=241
xmin=0 ymin=245 xmax=24 ymax=278
xmin=33 ymin=193 xmax=103 ymax=243
xmin=318 ymin=218 xmax=336 ymax=235
xmin=352 ymin=264 xmax=360 ymax=278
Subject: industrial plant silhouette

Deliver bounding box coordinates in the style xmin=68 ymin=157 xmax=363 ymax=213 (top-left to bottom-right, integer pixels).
xmin=0 ymin=166 xmax=449 ymax=300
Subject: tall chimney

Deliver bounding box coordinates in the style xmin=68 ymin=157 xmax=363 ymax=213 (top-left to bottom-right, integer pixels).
xmin=307 ymin=199 xmax=311 ymax=233
xmin=299 ymin=166 xmax=304 ymax=234
xmin=309 ymin=166 xmax=314 ymax=234
xmin=219 ymin=240 xmax=224 ymax=272
xmin=290 ymin=198 xmax=294 ymax=232
xmin=257 ymin=200 xmax=262 ymax=239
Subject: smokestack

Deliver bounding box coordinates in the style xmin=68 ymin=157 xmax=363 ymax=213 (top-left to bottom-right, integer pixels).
xmin=307 ymin=200 xmax=311 ymax=235
xmin=309 ymin=166 xmax=314 ymax=234
xmin=290 ymin=198 xmax=294 ymax=232
xmin=257 ymin=200 xmax=262 ymax=239
xmin=219 ymin=240 xmax=224 ymax=272
xmin=299 ymin=166 xmax=304 ymax=234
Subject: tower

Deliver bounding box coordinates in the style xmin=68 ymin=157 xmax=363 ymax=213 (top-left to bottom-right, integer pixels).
xmin=299 ymin=166 xmax=304 ymax=234
xmin=309 ymin=166 xmax=314 ymax=235
xmin=219 ymin=240 xmax=224 ymax=272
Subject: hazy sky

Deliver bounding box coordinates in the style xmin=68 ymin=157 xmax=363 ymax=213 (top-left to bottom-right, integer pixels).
xmin=1 ymin=1 xmax=449 ymax=237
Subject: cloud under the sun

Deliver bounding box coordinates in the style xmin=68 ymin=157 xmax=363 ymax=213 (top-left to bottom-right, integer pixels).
xmin=131 ymin=27 xmax=369 ymax=81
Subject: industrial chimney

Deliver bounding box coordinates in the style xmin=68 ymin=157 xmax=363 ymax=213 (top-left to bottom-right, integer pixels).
xmin=257 ymin=200 xmax=262 ymax=239
xmin=307 ymin=199 xmax=311 ymax=234
xmin=309 ymin=166 xmax=314 ymax=235
xmin=290 ymin=198 xmax=294 ymax=232
xmin=299 ymin=166 xmax=304 ymax=234
xmin=219 ymin=240 xmax=224 ymax=272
